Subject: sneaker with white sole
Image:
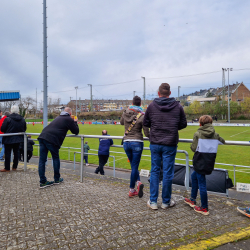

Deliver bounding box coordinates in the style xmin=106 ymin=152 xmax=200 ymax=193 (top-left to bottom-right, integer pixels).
xmin=40 ymin=181 xmax=54 ymax=189
xmin=147 ymin=200 xmax=158 ymax=210
xmin=54 ymin=178 xmax=64 ymax=185
xmin=161 ymin=200 xmax=176 ymax=209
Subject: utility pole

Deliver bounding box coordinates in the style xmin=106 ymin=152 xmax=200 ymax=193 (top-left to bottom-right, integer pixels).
xmin=75 ymin=86 xmax=78 ymax=116
xmin=178 ymin=86 xmax=181 ymax=101
xmin=43 ymin=0 xmax=48 ymax=128
xmin=133 ymin=91 xmax=136 ymax=97
xmin=141 ymin=76 xmax=145 ymax=109
xmin=224 ymin=68 xmax=233 ymax=123
xmin=222 ymin=68 xmax=226 ymax=102
xmin=88 ymin=84 xmax=92 ymax=111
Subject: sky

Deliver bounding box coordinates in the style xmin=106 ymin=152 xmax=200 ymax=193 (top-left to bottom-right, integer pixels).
xmin=1 ymin=0 xmax=250 ymax=106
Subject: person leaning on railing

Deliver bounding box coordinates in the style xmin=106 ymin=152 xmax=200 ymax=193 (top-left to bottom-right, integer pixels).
xmin=37 ymin=107 xmax=79 ymax=189
xmin=0 ymin=106 xmax=27 ymax=172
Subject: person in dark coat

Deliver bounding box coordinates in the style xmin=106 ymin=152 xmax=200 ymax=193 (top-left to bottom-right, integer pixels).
xmin=38 ymin=107 xmax=79 ymax=188
xmin=143 ymin=83 xmax=187 ymax=210
xmin=27 ymin=135 xmax=35 ymax=162
xmin=0 ymin=106 xmax=27 ymax=172
xmin=95 ymin=130 xmax=113 ymax=175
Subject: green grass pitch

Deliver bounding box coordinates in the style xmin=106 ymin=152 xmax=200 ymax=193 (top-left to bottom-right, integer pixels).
xmin=27 ymin=123 xmax=250 ymax=184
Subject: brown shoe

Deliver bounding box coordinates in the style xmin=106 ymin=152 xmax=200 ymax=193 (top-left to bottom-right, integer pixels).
xmin=12 ymin=168 xmax=17 ymax=171
xmin=0 ymin=169 xmax=10 ymax=172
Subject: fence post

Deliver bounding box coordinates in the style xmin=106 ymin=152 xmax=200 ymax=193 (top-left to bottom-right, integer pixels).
xmin=234 ymin=165 xmax=236 ymax=186
xmin=80 ymin=136 xmax=84 ymax=182
xmin=68 ymin=147 xmax=70 ymax=161
xmin=185 ymin=151 xmax=189 ymax=190
xmin=113 ymin=156 xmax=115 ymax=177
xmin=24 ymin=134 xmax=27 ymax=171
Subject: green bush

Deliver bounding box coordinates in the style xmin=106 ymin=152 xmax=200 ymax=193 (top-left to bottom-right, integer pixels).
xmin=237 ymin=115 xmax=247 ymax=120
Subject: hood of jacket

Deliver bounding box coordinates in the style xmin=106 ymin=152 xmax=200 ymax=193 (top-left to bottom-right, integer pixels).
xmin=197 ymin=124 xmax=215 ymax=138
xmin=60 ymin=111 xmax=70 ymax=116
xmin=123 ymin=108 xmax=142 ymax=123
xmin=9 ymin=113 xmax=23 ymax=121
xmin=153 ymin=97 xmax=179 ymax=112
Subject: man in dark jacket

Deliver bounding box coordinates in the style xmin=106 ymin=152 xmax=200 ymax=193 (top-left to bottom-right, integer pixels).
xmin=143 ymin=83 xmax=187 ymax=210
xmin=38 ymin=107 xmax=79 ymax=188
xmin=95 ymin=130 xmax=113 ymax=175
xmin=0 ymin=106 xmax=27 ymax=172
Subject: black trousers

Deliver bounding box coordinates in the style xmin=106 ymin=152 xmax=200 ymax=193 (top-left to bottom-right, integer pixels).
xmin=27 ymin=151 xmax=33 ymax=162
xmin=5 ymin=143 xmax=20 ymax=170
xmin=95 ymin=155 xmax=109 ymax=175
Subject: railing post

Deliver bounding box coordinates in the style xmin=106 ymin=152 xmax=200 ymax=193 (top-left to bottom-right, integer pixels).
xmin=80 ymin=136 xmax=84 ymax=182
xmin=74 ymin=152 xmax=76 ymax=170
xmin=68 ymin=147 xmax=70 ymax=161
xmin=234 ymin=165 xmax=236 ymax=186
xmin=185 ymin=152 xmax=189 ymax=190
xmin=113 ymin=156 xmax=115 ymax=177
xmin=23 ymin=134 xmax=27 ymax=171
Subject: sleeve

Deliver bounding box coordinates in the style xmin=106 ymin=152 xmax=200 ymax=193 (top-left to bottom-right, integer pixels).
xmin=216 ymin=133 xmax=225 ymax=144
xmin=143 ymin=106 xmax=151 ymax=128
xmin=68 ymin=120 xmax=79 ymax=135
xmin=190 ymin=132 xmax=199 ymax=152
xmin=110 ymin=139 xmax=114 ymax=146
xmin=87 ymin=145 xmax=90 ymax=150
xmin=31 ymin=140 xmax=35 ymax=145
xmin=23 ymin=121 xmax=27 ymax=132
xmin=143 ymin=125 xmax=150 ymax=138
xmin=178 ymin=106 xmax=187 ymax=130
xmin=120 ymin=114 xmax=124 ymax=125
xmin=1 ymin=118 xmax=9 ymax=133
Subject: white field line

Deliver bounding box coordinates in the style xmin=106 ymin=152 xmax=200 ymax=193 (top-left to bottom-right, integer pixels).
xmin=230 ymin=129 xmax=249 ymax=137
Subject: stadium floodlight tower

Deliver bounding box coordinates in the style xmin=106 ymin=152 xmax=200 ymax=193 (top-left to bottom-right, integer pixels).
xmin=75 ymin=86 xmax=78 ymax=116
xmin=223 ymin=68 xmax=233 ymax=123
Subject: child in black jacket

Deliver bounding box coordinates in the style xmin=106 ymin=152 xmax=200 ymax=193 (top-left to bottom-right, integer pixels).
xmin=184 ymin=115 xmax=225 ymax=215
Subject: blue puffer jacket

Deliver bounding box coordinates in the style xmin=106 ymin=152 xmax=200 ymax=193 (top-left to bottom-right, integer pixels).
xmin=98 ymin=135 xmax=113 ymax=155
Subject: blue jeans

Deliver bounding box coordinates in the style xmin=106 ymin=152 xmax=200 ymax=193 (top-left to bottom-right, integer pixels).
xmin=123 ymin=141 xmax=143 ymax=189
xmin=84 ymin=155 xmax=88 ymax=164
xmin=38 ymin=139 xmax=60 ymax=184
xmin=0 ymin=137 xmax=4 ymax=159
xmin=150 ymin=144 xmax=177 ymax=204
xmin=191 ymin=171 xmax=208 ymax=209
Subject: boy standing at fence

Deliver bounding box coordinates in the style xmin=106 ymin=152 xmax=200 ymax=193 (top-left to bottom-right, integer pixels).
xmin=184 ymin=115 xmax=225 ymax=215
xmin=84 ymin=141 xmax=90 ymax=166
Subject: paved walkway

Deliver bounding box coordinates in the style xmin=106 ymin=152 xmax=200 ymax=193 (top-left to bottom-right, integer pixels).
xmin=0 ymin=162 xmax=249 ymax=250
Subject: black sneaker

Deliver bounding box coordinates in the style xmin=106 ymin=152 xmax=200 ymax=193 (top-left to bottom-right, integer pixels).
xmin=54 ymin=178 xmax=64 ymax=185
xmin=40 ymin=181 xmax=54 ymax=189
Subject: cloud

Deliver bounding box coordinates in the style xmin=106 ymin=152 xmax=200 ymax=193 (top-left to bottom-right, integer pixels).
xmin=0 ymin=0 xmax=250 ymax=104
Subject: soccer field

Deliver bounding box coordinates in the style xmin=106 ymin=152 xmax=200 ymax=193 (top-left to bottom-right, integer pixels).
xmin=27 ymin=123 xmax=250 ymax=184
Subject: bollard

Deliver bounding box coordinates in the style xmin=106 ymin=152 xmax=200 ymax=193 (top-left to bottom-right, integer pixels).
xmin=23 ymin=134 xmax=27 ymax=171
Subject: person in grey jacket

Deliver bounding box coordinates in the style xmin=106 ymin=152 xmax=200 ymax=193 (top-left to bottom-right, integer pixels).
xmin=84 ymin=141 xmax=90 ymax=166
xmin=120 ymin=96 xmax=149 ymax=198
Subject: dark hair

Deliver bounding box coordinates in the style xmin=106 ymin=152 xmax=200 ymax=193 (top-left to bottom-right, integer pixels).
xmin=159 ymin=83 xmax=170 ymax=97
xmin=133 ymin=96 xmax=141 ymax=106
xmin=4 ymin=111 xmax=10 ymax=117
xmin=199 ymin=115 xmax=213 ymax=126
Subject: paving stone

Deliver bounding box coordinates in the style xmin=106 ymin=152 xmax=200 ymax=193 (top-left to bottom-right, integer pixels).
xmin=0 ymin=165 xmax=249 ymax=250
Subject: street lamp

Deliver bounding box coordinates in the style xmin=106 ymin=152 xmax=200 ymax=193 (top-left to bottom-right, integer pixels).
xmin=223 ymin=68 xmax=233 ymax=123
xmin=75 ymin=86 xmax=78 ymax=116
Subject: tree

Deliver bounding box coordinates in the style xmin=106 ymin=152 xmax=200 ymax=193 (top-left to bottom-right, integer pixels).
xmin=241 ymin=97 xmax=250 ymax=113
xmin=189 ymin=101 xmax=202 ymax=115
xmin=18 ymin=96 xmax=35 ymax=117
xmin=230 ymin=101 xmax=241 ymax=118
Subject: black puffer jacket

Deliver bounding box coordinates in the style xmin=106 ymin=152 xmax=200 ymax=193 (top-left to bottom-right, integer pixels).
xmin=38 ymin=112 xmax=79 ymax=148
xmin=1 ymin=113 xmax=27 ymax=144
xmin=143 ymin=97 xmax=187 ymax=146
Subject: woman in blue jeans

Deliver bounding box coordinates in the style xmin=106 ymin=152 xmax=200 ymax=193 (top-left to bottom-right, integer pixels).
xmin=120 ymin=96 xmax=149 ymax=198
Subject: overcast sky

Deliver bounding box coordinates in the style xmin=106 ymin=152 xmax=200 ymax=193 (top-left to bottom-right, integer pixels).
xmin=1 ymin=0 xmax=250 ymax=105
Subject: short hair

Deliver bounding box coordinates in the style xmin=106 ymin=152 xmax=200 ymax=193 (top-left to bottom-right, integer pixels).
xmin=85 ymin=141 xmax=88 ymax=144
xmin=132 ymin=96 xmax=141 ymax=106
xmin=199 ymin=115 xmax=213 ymax=126
xmin=64 ymin=107 xmax=72 ymax=114
xmin=11 ymin=105 xmax=19 ymax=114
xmin=4 ymin=111 xmax=10 ymax=117
xmin=102 ymin=130 xmax=107 ymax=135
xmin=159 ymin=83 xmax=170 ymax=97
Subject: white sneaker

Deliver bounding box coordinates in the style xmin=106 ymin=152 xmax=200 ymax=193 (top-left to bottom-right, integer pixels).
xmin=86 ymin=163 xmax=89 ymax=166
xmin=147 ymin=200 xmax=158 ymax=210
xmin=161 ymin=200 xmax=176 ymax=209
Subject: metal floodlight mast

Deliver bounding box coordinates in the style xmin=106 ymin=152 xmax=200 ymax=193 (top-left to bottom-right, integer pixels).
xmin=224 ymin=68 xmax=233 ymax=123
xmin=75 ymin=86 xmax=78 ymax=116
xmin=141 ymin=76 xmax=146 ymax=109
xmin=43 ymin=0 xmax=48 ymax=127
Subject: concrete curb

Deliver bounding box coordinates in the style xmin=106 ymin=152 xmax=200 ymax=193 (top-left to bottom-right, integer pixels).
xmin=176 ymin=226 xmax=250 ymax=250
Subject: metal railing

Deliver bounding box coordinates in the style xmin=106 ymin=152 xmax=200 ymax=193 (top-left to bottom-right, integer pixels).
xmin=1 ymin=133 xmax=250 ymax=190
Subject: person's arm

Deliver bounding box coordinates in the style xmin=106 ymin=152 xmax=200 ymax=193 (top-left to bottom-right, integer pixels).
xmin=110 ymin=139 xmax=114 ymax=146
xmin=178 ymin=106 xmax=187 ymax=130
xmin=120 ymin=115 xmax=124 ymax=125
xmin=87 ymin=145 xmax=90 ymax=150
xmin=31 ymin=140 xmax=35 ymax=145
xmin=68 ymin=119 xmax=79 ymax=135
xmin=143 ymin=126 xmax=150 ymax=138
xmin=216 ymin=134 xmax=225 ymax=144
xmin=1 ymin=118 xmax=9 ymax=133
xmin=23 ymin=121 xmax=27 ymax=132
xmin=143 ymin=106 xmax=151 ymax=128
xmin=190 ymin=132 xmax=199 ymax=152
